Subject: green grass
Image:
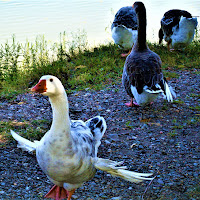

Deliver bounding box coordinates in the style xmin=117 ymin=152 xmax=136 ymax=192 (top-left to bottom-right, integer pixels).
xmin=0 ymin=119 xmax=50 ymax=147
xmin=0 ymin=31 xmax=200 ymax=143
xmin=0 ymin=32 xmax=200 ymax=99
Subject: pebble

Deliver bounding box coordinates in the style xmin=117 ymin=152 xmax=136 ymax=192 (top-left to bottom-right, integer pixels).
xmin=0 ymin=72 xmax=199 ymax=200
xmin=107 ymin=133 xmax=119 ymax=142
xmin=157 ymin=179 xmax=164 ymax=185
xmin=111 ymin=197 xmax=122 ymax=200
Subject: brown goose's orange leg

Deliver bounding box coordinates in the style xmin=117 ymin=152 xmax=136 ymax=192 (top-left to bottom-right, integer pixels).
xmin=125 ymin=98 xmax=140 ymax=107
xmin=121 ymin=49 xmax=132 ymax=57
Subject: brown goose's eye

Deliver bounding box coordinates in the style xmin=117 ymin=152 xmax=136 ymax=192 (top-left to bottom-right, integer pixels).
xmin=50 ymin=78 xmax=53 ymax=82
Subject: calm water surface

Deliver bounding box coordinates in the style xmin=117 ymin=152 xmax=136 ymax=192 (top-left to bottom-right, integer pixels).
xmin=0 ymin=0 xmax=199 ymax=46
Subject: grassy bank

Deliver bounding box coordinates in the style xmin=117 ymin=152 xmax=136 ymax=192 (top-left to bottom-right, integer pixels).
xmin=0 ymin=32 xmax=200 ymax=100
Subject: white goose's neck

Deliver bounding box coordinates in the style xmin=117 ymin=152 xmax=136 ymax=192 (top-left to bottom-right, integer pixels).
xmin=49 ymin=92 xmax=71 ymax=137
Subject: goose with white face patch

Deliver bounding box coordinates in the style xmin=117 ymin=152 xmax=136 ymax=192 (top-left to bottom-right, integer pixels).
xmin=159 ymin=9 xmax=198 ymax=51
xmin=111 ymin=6 xmax=138 ymax=57
xmin=122 ymin=1 xmax=176 ymax=107
xmin=11 ymin=75 xmax=154 ymax=200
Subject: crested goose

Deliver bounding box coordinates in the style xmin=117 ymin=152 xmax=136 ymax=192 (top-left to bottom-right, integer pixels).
xmin=111 ymin=6 xmax=138 ymax=57
xmin=11 ymin=75 xmax=153 ymax=200
xmin=159 ymin=9 xmax=198 ymax=50
xmin=122 ymin=2 xmax=176 ymax=107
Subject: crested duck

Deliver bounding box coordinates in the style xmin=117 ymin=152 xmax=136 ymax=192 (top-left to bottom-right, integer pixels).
xmin=159 ymin=9 xmax=198 ymax=50
xmin=111 ymin=6 xmax=138 ymax=57
xmin=122 ymin=2 xmax=176 ymax=107
xmin=11 ymin=75 xmax=153 ymax=200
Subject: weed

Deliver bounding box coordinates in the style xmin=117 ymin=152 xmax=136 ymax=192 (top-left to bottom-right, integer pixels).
xmin=186 ymin=182 xmax=200 ymax=199
xmin=173 ymin=99 xmax=185 ymax=104
xmin=189 ymin=106 xmax=200 ymax=111
xmin=167 ymin=131 xmax=177 ymax=138
xmin=0 ymin=32 xmax=199 ymax=97
xmin=125 ymin=121 xmax=134 ymax=129
xmin=0 ymin=119 xmax=51 ymax=145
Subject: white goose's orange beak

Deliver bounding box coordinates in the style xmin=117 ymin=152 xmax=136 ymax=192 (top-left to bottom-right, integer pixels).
xmin=31 ymin=79 xmax=47 ymax=93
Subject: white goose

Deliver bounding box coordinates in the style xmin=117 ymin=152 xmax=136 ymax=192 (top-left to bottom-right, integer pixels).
xmin=159 ymin=9 xmax=198 ymax=50
xmin=111 ymin=6 xmax=138 ymax=57
xmin=11 ymin=75 xmax=153 ymax=200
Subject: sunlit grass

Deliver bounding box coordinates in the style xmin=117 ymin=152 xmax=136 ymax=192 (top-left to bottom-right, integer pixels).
xmin=0 ymin=119 xmax=50 ymax=147
xmin=0 ymin=31 xmax=200 ymax=99
xmin=0 ymin=31 xmax=200 ymax=144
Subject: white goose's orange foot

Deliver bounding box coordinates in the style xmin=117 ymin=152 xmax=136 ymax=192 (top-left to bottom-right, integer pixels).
xmin=44 ymin=185 xmax=68 ymax=200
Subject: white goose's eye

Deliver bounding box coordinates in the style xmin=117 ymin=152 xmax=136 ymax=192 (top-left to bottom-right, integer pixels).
xmin=50 ymin=78 xmax=53 ymax=82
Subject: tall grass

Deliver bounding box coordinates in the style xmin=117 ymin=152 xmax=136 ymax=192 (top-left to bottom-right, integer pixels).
xmin=0 ymin=30 xmax=200 ymax=99
xmin=0 ymin=31 xmax=89 ymax=96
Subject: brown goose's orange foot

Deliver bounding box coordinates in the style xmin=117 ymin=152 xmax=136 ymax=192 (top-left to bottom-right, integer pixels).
xmin=121 ymin=53 xmax=129 ymax=57
xmin=125 ymin=101 xmax=140 ymax=107
xmin=121 ymin=50 xmax=131 ymax=57
xmin=45 ymin=185 xmax=68 ymax=200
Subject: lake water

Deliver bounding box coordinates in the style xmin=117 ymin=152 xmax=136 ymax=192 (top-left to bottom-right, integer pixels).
xmin=0 ymin=0 xmax=199 ymax=46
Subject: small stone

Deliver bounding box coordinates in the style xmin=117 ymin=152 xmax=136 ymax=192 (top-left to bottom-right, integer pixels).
xmin=25 ymin=186 xmax=30 ymax=190
xmin=138 ymin=145 xmax=144 ymax=149
xmin=111 ymin=197 xmax=122 ymax=200
xmin=141 ymin=123 xmax=148 ymax=129
xmin=157 ymin=179 xmax=164 ymax=185
xmin=108 ymin=134 xmax=119 ymax=142
xmin=104 ymin=140 xmax=111 ymax=144
xmin=72 ymin=194 xmax=79 ymax=199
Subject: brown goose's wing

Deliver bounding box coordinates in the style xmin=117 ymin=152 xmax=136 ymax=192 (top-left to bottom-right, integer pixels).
xmin=122 ymin=50 xmax=165 ymax=97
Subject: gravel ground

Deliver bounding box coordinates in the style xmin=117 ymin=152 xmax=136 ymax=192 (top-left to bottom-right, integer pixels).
xmin=0 ymin=70 xmax=199 ymax=200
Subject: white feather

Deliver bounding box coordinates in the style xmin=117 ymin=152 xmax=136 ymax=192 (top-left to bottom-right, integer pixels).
xmin=131 ymin=85 xmax=160 ymax=106
xmin=93 ymin=157 xmax=153 ymax=183
xmin=164 ymin=82 xmax=173 ymax=102
xmin=144 ymin=84 xmax=163 ymax=94
xmin=171 ymin=16 xmax=198 ymax=49
xmin=10 ymin=130 xmax=37 ymax=152
xmin=112 ymin=26 xmax=137 ymax=50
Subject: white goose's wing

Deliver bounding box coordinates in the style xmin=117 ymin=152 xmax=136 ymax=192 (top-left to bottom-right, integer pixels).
xmin=70 ymin=116 xmax=106 ymax=157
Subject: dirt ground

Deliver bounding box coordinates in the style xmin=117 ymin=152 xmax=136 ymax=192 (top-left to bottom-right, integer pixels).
xmin=0 ymin=70 xmax=199 ymax=200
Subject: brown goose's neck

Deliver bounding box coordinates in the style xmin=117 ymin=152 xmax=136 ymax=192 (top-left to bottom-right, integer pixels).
xmin=134 ymin=7 xmax=148 ymax=51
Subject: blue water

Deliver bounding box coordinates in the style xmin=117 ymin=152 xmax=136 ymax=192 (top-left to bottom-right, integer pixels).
xmin=0 ymin=0 xmax=199 ymax=46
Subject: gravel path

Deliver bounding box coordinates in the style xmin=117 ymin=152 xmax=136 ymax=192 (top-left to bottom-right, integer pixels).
xmin=0 ymin=70 xmax=199 ymax=200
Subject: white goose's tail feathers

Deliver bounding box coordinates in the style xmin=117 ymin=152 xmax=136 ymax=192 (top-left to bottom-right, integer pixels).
xmin=10 ymin=130 xmax=38 ymax=152
xmin=93 ymin=158 xmax=153 ymax=183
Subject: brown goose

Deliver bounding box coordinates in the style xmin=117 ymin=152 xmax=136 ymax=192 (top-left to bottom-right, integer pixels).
xmin=159 ymin=9 xmax=198 ymax=51
xmin=122 ymin=1 xmax=175 ymax=107
xmin=111 ymin=6 xmax=138 ymax=57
